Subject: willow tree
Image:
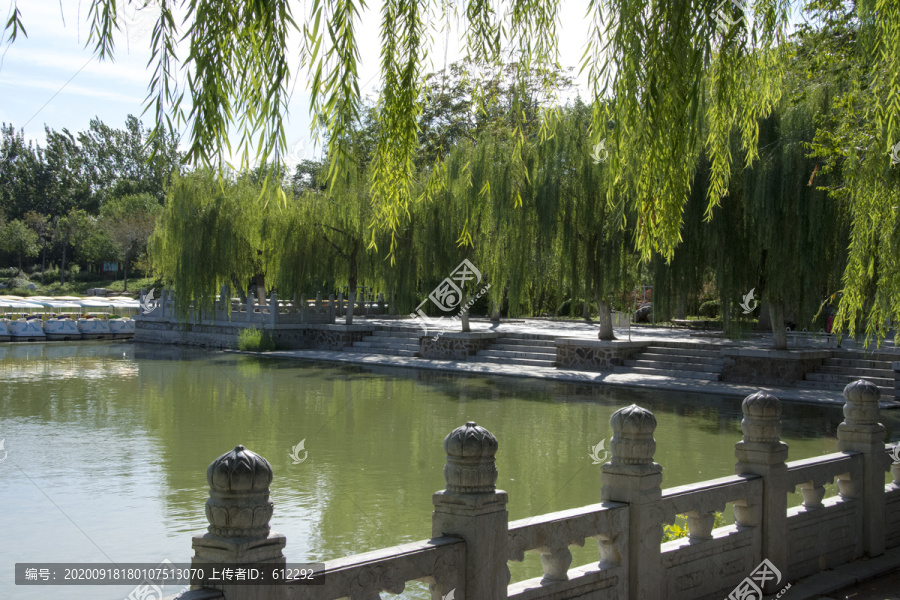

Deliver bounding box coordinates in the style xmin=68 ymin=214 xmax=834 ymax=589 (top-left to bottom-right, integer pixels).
xmin=11 ymin=0 xmax=897 ymax=342
xmin=149 ymin=170 xmax=300 ymax=315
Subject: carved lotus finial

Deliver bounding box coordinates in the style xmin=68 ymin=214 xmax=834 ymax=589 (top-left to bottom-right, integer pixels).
xmin=443 ymin=422 xmax=498 ymax=493
xmin=842 ymin=379 xmax=881 ymax=425
xmin=741 ymin=392 xmax=782 ymax=443
xmin=609 ymin=405 xmax=657 ymax=466
xmin=205 ymin=445 xmax=274 ymax=538
xmin=742 ymin=391 xmax=782 ymax=418
xmin=610 ymin=404 xmax=657 ymax=436
xmin=207 ymin=445 xmax=273 ymax=492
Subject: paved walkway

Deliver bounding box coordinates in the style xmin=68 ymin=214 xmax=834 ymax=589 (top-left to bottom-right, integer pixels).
xmin=254 ymin=317 xmax=900 ymax=407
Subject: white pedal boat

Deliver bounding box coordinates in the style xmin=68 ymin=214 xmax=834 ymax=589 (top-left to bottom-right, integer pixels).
xmin=0 ymin=319 xmax=9 ymax=342
xmin=8 ymin=318 xmax=46 ymax=341
xmin=108 ymin=317 xmax=136 ymax=338
xmin=44 ymin=317 xmax=81 ymax=341
xmin=77 ymin=318 xmax=113 ymax=339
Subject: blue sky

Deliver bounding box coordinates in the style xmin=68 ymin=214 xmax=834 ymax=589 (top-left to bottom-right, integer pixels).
xmin=0 ymin=1 xmax=596 ymax=163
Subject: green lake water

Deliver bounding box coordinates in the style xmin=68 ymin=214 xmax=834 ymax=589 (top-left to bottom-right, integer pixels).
xmin=1 ymin=342 xmax=898 ymax=600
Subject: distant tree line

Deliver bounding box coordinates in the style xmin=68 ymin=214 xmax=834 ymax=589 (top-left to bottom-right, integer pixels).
xmin=0 ymin=115 xmax=179 ymax=289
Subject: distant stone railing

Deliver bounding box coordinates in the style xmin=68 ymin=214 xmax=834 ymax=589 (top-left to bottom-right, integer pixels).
xmin=179 ymin=380 xmax=899 ymax=600
xmin=139 ymin=287 xmax=336 ymax=326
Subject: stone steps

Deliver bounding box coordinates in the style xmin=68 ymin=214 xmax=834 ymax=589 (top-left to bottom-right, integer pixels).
xmin=473 ymin=334 xmax=557 ymax=368
xmin=478 ymin=355 xmax=556 ymax=368
xmin=639 ymin=345 xmax=724 ymax=359
xmin=622 ymin=359 xmax=723 ymax=373
xmin=816 ymin=366 xmax=894 ymax=378
xmin=479 ymin=349 xmax=557 ymax=362
xmin=343 ymin=327 xmax=420 ymax=357
xmin=823 ymin=357 xmax=894 ymax=370
xmin=615 ymin=341 xmax=726 ymax=381
xmin=798 ymin=352 xmax=896 ymax=398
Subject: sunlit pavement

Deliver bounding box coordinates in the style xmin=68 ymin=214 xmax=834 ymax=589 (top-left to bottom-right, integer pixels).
xmin=250 ymin=317 xmax=899 ymax=408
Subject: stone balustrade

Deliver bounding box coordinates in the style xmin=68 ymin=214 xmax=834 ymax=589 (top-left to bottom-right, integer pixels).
xmin=178 ymin=380 xmax=900 ymax=600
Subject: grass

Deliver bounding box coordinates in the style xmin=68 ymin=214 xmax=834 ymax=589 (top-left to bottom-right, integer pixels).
xmin=237 ymin=327 xmax=286 ymax=352
xmin=1 ymin=276 xmax=159 ymax=298
xmin=662 ymin=512 xmax=727 ymax=542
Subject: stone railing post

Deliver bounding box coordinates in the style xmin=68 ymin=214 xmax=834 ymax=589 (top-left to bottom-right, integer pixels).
xmin=600 ymin=404 xmax=664 ymax=600
xmin=432 ymin=422 xmax=509 ymax=600
xmin=192 ymin=445 xmax=286 ymax=599
xmin=600 ymin=404 xmax=662 ymax=600
xmin=337 ymin=292 xmax=344 ymax=317
xmin=328 ymin=294 xmax=336 ymax=321
xmin=734 ymin=391 xmax=788 ymax=594
xmin=377 ymin=293 xmax=385 ymax=314
xmin=837 ymin=380 xmax=887 ymax=557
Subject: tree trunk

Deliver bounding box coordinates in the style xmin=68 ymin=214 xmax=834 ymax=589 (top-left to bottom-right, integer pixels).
xmin=770 ymin=301 xmax=787 ymax=350
xmin=582 ymin=298 xmax=591 ymax=320
xmin=60 ymin=245 xmax=67 ymax=284
xmin=675 ymin=290 xmax=687 ymax=319
xmin=123 ymin=260 xmax=129 ymax=292
xmin=491 ymin=303 xmax=501 ymax=322
xmin=460 ymin=291 xmax=470 ymax=332
xmin=345 ymin=292 xmax=355 ymax=325
xmin=40 ymin=250 xmax=46 ymax=284
xmin=598 ymin=299 xmax=616 ymax=340
xmin=345 ymin=245 xmax=358 ymax=325
xmin=251 ymin=272 xmax=265 ymax=305
xmin=17 ymin=253 xmax=23 ymax=275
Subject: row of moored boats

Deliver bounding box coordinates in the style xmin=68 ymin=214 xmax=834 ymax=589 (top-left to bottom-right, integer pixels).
xmin=0 ymin=296 xmax=140 ymax=342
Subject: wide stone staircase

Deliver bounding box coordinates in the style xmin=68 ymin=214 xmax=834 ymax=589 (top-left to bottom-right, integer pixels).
xmin=616 ymin=341 xmax=726 ymax=381
xmin=343 ymin=327 xmax=420 ymax=357
xmin=797 ymin=353 xmax=897 ymax=399
xmin=473 ymin=333 xmax=557 ymax=368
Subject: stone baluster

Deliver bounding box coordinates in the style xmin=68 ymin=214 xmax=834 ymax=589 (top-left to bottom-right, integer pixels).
xmin=600 ymin=404 xmax=662 ymax=599
xmin=837 ymin=380 xmax=887 ymax=557
xmin=315 ymin=292 xmax=322 ymax=312
xmin=192 ymin=445 xmax=286 ymax=600
xmin=337 ymin=292 xmax=344 ymax=317
xmin=432 ymin=422 xmax=509 ymax=600
xmin=328 ymin=294 xmax=336 ymax=321
xmin=734 ymin=391 xmax=788 ymax=594
xmin=377 ymin=293 xmax=385 ymax=314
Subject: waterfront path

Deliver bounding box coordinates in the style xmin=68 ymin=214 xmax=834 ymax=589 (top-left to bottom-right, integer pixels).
xmin=253 ymin=317 xmax=900 ymax=407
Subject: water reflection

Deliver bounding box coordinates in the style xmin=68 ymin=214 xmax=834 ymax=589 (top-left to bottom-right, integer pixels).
xmin=0 ymin=343 xmax=897 ymax=600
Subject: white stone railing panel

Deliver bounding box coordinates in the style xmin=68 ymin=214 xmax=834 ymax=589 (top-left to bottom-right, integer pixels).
xmin=885 ymin=485 xmax=900 ymax=549
xmin=784 ymin=452 xmax=861 ymax=509
xmin=658 ymin=475 xmax=762 ymax=540
xmin=507 ymin=562 xmax=624 ymax=600
xmin=786 ymin=497 xmax=861 ymax=579
xmin=285 ymin=537 xmax=465 ymax=600
xmin=660 ymin=526 xmax=757 ymax=600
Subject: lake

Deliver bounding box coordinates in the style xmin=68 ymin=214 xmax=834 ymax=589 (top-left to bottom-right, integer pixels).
xmin=2 ymin=342 xmax=896 ymax=600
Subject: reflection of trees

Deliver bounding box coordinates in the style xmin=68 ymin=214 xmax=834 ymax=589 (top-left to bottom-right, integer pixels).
xmin=1 ymin=344 xmax=869 ymax=588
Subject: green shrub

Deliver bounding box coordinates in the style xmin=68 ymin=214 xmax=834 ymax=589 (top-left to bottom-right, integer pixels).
xmin=698 ymin=300 xmax=720 ymax=318
xmin=556 ymin=298 xmax=599 ymax=317
xmin=662 ymin=512 xmax=727 ymax=542
xmin=237 ymin=327 xmax=281 ymax=351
